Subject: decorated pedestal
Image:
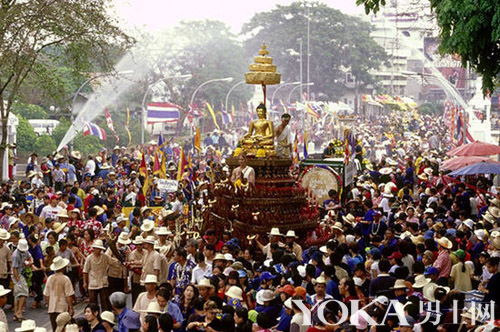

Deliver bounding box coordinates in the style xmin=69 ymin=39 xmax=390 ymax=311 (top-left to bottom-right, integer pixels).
xmin=205 ymin=157 xmax=319 ymax=242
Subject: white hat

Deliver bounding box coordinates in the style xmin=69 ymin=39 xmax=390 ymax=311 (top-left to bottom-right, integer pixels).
xmin=195 ymin=278 xmax=215 ymax=289
xmin=91 ymin=189 xmax=99 ymax=195
xmin=132 ymin=236 xmax=144 ymax=245
xmin=379 ymin=167 xmax=392 ymax=175
xmin=268 ymin=227 xmax=283 ymax=237
xmin=226 ymin=286 xmax=243 ymax=300
xmin=50 ymin=256 xmax=69 ymax=271
xmin=437 ymin=237 xmax=453 ymax=250
xmin=383 ymin=190 xmax=394 ymax=198
xmin=34 ymin=328 xmax=47 ymax=332
xmin=374 ymin=295 xmax=389 ymax=306
xmin=52 ymin=222 xmax=67 ymax=234
xmin=224 ymin=253 xmax=235 ymax=262
xmin=15 ymin=319 xmax=37 ymax=332
xmin=0 ymin=203 xmax=11 ymax=210
xmin=424 ymin=208 xmax=434 ymax=214
xmin=156 ymin=227 xmax=172 ymax=236
xmin=0 ymin=285 xmax=11 ymax=297
xmin=141 ymin=302 xmax=163 ymax=314
xmin=346 ymin=234 xmax=355 ymax=243
xmin=391 ymin=279 xmax=407 ymax=290
xmin=56 ymin=209 xmax=69 ymax=218
xmin=285 ymin=230 xmax=298 ymax=238
xmin=332 ymin=222 xmax=343 ymax=232
xmin=8 ymin=216 xmax=19 ymax=227
xmin=101 ymin=311 xmax=115 ymax=325
xmin=17 ymin=239 xmax=29 ymax=252
xmin=141 ymin=219 xmax=154 ymax=232
xmin=64 ymin=325 xmax=78 ymax=332
xmin=91 ymin=239 xmax=106 ymax=250
xmin=117 ymin=233 xmax=131 ymax=245
xmin=353 ymin=277 xmax=363 ymax=287
xmin=70 ymin=209 xmax=81 ymax=217
xmin=423 ymin=168 xmax=433 ymax=176
xmin=462 ymin=219 xmax=474 ymax=230
xmin=256 ymin=289 xmax=274 ymax=305
xmin=474 ymin=229 xmax=488 ymax=242
xmin=413 ymin=275 xmax=431 ymax=288
xmin=342 ymin=214 xmax=356 ymax=225
xmin=313 ymin=273 xmax=328 ymax=285
xmin=116 ymin=214 xmax=127 ymax=223
xmin=143 ymin=274 xmax=158 ymax=284
xmin=489 ymin=206 xmax=500 ymax=218
xmin=142 ymin=235 xmax=156 ymax=245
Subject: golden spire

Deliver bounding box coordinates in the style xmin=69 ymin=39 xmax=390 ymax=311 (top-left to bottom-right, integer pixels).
xmin=245 ymin=44 xmax=281 ymax=85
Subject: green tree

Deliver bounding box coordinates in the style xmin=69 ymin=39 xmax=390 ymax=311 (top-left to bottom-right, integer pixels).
xmin=11 ymin=103 xmax=49 ymax=119
xmin=73 ymin=134 xmax=103 ymax=155
xmin=357 ymin=0 xmax=500 ymax=94
xmin=33 ymin=135 xmax=57 ymax=157
xmin=51 ymin=119 xmax=71 ymax=147
xmin=0 ymin=0 xmax=132 ymax=178
xmin=242 ymin=1 xmax=387 ymax=101
xmin=16 ymin=117 xmax=37 ymax=152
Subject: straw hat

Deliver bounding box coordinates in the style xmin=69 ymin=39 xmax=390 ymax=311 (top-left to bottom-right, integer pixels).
xmin=313 ymin=273 xmax=328 ymax=285
xmin=342 ymin=213 xmax=356 ymax=225
xmin=383 ymin=190 xmax=394 ymax=198
xmin=437 ymin=237 xmax=453 ymax=250
xmin=195 ymin=278 xmax=214 ymax=289
xmin=117 ymin=233 xmax=131 ymax=245
xmin=268 ymin=227 xmax=283 ymax=237
xmin=70 ymin=151 xmax=81 ymax=160
xmin=8 ymin=217 xmax=19 ymax=228
xmin=489 ymin=206 xmax=500 ymax=219
xmin=411 ymin=235 xmax=425 ymax=246
xmin=91 ymin=239 xmax=106 ymax=250
xmin=101 ymin=311 xmax=115 ymax=325
xmin=17 ymin=239 xmax=29 ymax=252
xmin=0 ymin=203 xmax=11 ymax=211
xmin=483 ymin=213 xmax=495 ymax=224
xmin=101 ymin=163 xmax=111 ymax=170
xmin=285 ymin=230 xmax=298 ymax=238
xmin=379 ymin=167 xmax=392 ymax=175
xmin=95 ymin=206 xmax=105 ymax=216
xmin=413 ymin=275 xmax=431 ymax=288
xmin=332 ymin=222 xmax=343 ymax=232
xmin=141 ymin=219 xmax=154 ymax=232
xmin=461 ymin=307 xmax=480 ymax=320
xmin=140 ymin=206 xmax=152 ymax=214
xmin=226 ymin=286 xmax=243 ymax=300
xmin=417 ymin=173 xmax=428 ymax=181
xmin=50 ymin=256 xmax=69 ymax=272
xmin=56 ymin=209 xmax=69 ymax=219
xmin=141 ymin=301 xmax=163 ymax=314
xmin=52 ymin=222 xmax=67 ymax=234
xmin=132 ymin=236 xmax=144 ymax=245
xmin=27 ymin=170 xmax=37 ymax=178
xmin=391 ymin=279 xmax=407 ymax=290
xmin=156 ymin=227 xmax=172 ymax=236
xmin=15 ymin=319 xmax=37 ymax=332
xmin=55 ymin=312 xmax=71 ymax=332
xmin=143 ymin=274 xmax=158 ymax=285
xmin=214 ymin=253 xmax=227 ymax=261
xmin=491 ymin=198 xmax=500 ymax=208
xmin=142 ymin=235 xmax=156 ymax=245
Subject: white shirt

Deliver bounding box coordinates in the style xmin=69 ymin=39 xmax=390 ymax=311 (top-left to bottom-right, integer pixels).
xmin=191 ymin=264 xmax=212 ymax=284
xmin=40 ymin=205 xmax=62 ymax=220
xmin=85 ymin=159 xmax=96 ymax=176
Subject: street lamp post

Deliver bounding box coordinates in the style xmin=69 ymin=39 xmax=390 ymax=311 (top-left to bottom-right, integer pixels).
xmin=190 ymin=77 xmax=233 ymax=135
xmin=288 ymin=82 xmax=314 ymax=104
xmin=225 ymin=80 xmax=246 ymax=126
xmin=271 ymin=82 xmax=301 ymax=106
xmin=141 ymin=74 xmax=192 ymax=144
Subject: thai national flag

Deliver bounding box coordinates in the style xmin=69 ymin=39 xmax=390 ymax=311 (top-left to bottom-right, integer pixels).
xmin=83 ymin=122 xmax=107 ymax=140
xmin=221 ymin=110 xmax=232 ymax=126
xmin=147 ymin=102 xmax=181 ymax=124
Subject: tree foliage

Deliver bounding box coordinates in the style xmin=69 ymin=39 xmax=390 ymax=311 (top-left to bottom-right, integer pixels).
xmin=11 ymin=103 xmax=48 ymax=119
xmin=356 ymin=0 xmax=500 ymax=94
xmin=33 ymin=135 xmax=57 ymax=157
xmin=0 ymin=0 xmax=132 ymax=177
xmin=242 ymin=1 xmax=387 ymax=100
xmin=16 ymin=116 xmax=37 ymax=152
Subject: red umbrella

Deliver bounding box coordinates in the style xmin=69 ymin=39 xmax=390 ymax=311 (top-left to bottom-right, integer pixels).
xmin=441 ymin=156 xmax=494 ymax=171
xmin=447 ymin=141 xmax=500 ymax=157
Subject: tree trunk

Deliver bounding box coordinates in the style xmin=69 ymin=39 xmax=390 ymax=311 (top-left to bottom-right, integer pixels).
xmin=0 ymin=115 xmax=8 ymax=181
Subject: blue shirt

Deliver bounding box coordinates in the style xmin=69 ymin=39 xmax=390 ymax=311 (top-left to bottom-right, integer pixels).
xmin=276 ymin=307 xmax=292 ymax=332
xmin=71 ymin=194 xmax=83 ymax=209
xmin=117 ymin=307 xmax=141 ymax=332
xmin=167 ymin=301 xmax=184 ymax=328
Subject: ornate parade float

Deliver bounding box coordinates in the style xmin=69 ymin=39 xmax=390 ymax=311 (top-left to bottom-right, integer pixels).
xmin=204 ymin=45 xmax=320 ymax=241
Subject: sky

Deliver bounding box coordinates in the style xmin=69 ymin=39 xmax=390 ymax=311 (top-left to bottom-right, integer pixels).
xmin=113 ymin=0 xmax=365 ymax=34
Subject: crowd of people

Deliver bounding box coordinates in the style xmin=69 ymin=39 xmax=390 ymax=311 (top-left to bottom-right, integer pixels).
xmin=0 ymin=109 xmax=498 ymax=332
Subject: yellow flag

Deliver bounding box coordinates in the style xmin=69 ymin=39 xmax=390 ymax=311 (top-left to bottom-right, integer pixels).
xmin=194 ymin=126 xmax=201 ymax=152
xmin=205 ymin=102 xmax=220 ymax=130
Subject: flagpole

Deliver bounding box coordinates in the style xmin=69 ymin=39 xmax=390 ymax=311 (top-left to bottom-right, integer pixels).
xmin=189 ymin=77 xmax=233 ymax=136
xmin=141 ymin=74 xmax=192 ymax=144
xmin=225 ymin=81 xmax=245 ymax=118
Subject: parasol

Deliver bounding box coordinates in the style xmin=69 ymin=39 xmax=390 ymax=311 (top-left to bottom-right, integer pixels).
xmin=447 ymin=141 xmax=500 ymax=157
xmin=441 ymin=156 xmax=495 ymax=171
xmin=448 ymin=161 xmax=500 ymax=176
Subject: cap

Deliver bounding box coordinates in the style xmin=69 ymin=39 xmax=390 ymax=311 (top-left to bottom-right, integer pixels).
xmin=424 ymin=267 xmax=439 ymax=276
xmin=260 ymin=271 xmax=276 ymax=282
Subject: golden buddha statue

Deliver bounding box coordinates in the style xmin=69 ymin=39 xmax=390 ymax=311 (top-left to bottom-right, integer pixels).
xmin=239 ymin=103 xmax=275 ymax=153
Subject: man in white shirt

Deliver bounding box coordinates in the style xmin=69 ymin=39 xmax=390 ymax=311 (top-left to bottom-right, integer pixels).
xmin=40 ymin=196 xmax=62 ymax=220
xmin=85 ymin=155 xmax=96 ymax=176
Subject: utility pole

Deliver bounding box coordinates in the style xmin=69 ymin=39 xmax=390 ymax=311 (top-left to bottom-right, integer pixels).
xmin=299 ymin=38 xmax=303 ymax=103
xmin=306 ymin=3 xmax=311 ymax=99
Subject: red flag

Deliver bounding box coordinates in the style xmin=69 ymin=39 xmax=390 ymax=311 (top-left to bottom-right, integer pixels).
xmin=104 ymin=107 xmax=119 ymax=143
